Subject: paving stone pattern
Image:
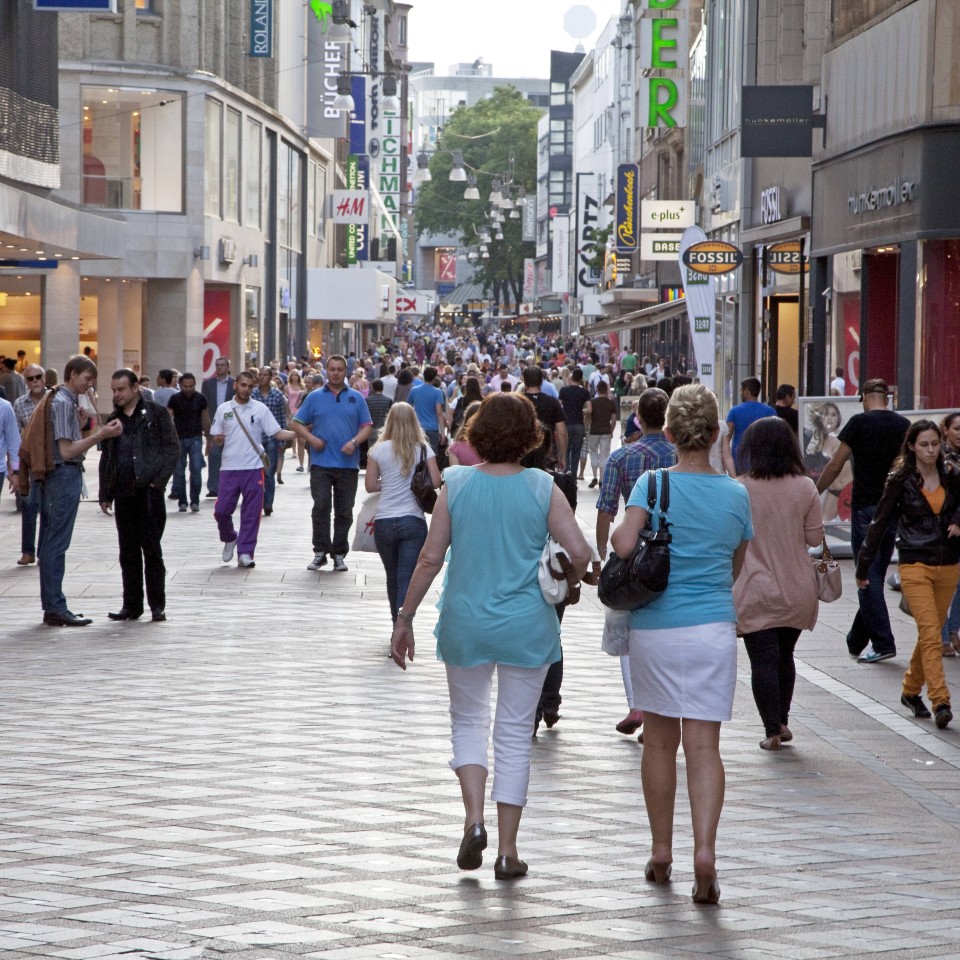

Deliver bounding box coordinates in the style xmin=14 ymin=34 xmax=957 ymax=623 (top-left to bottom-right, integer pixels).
xmin=2 ymin=453 xmax=960 ymax=958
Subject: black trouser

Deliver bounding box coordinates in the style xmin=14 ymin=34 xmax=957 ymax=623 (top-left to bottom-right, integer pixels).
xmin=114 ymin=487 xmax=167 ymax=614
xmin=537 ymin=604 xmax=565 ymax=718
xmin=309 ymin=466 xmax=359 ymax=557
xmin=742 ymin=627 xmax=801 ymax=737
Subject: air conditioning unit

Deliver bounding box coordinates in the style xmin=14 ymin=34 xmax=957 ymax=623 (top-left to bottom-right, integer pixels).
xmin=219 ymin=238 xmax=237 ymax=264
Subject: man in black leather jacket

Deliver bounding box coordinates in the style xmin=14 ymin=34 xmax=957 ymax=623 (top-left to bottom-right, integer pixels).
xmin=98 ymin=369 xmax=179 ymax=622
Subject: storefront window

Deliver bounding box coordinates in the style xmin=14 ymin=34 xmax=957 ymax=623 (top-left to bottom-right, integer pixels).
xmin=919 ymin=239 xmax=960 ymax=409
xmin=204 ymin=98 xmax=221 ymax=217
xmin=82 ymin=85 xmax=183 ymax=211
xmin=224 ymin=108 xmax=241 ymax=223
xmin=245 ymin=119 xmax=262 ymax=228
xmin=829 ymin=251 xmax=862 ymax=396
xmin=244 ymin=287 xmax=261 ymax=368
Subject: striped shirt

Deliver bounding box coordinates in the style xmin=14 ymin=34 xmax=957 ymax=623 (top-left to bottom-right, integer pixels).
xmin=51 ymin=386 xmax=82 ymax=464
xmin=596 ymin=433 xmax=677 ymax=517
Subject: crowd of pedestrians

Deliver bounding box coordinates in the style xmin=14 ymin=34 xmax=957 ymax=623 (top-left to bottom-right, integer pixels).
xmin=8 ymin=324 xmax=960 ymax=900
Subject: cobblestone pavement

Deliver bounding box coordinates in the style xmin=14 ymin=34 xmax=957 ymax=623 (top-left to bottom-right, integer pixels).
xmin=2 ymin=453 xmax=960 ymax=959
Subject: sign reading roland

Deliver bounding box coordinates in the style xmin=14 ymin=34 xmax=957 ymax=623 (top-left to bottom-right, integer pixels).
xmin=638 ymin=0 xmax=689 ymax=129
xmin=249 ymin=0 xmax=272 ymax=58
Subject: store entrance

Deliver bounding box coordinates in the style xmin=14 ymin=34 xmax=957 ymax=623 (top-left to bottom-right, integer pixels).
xmin=763 ymin=296 xmax=799 ymax=399
xmin=862 ymin=247 xmax=900 ymax=387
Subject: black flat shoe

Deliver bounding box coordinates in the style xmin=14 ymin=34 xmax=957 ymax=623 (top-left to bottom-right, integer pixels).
xmin=494 ymin=855 xmax=528 ymax=880
xmin=456 ymin=822 xmax=487 ymax=870
xmin=44 ymin=611 xmax=92 ymax=627
xmin=543 ymin=711 xmax=560 ymax=729
xmin=107 ymin=608 xmax=142 ymax=621
xmin=901 ymin=693 xmax=931 ymax=718
xmin=151 ymin=610 xmax=166 ymax=622
xmin=935 ymin=703 xmax=953 ymax=729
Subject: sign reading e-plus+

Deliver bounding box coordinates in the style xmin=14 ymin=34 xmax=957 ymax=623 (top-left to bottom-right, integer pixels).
xmin=638 ymin=0 xmax=688 ymax=129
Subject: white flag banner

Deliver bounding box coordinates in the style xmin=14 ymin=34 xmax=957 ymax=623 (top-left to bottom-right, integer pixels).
xmin=678 ymin=226 xmax=716 ymax=392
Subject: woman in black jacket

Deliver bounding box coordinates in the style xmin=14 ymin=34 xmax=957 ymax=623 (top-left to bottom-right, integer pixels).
xmin=856 ymin=419 xmax=960 ymax=727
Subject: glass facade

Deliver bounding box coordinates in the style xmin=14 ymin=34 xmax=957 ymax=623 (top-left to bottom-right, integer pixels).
xmin=82 ymin=85 xmax=183 ymax=212
xmin=224 ymin=108 xmax=241 ymax=223
xmin=204 ymin=98 xmax=221 ymax=217
xmin=918 ymin=239 xmax=960 ymax=409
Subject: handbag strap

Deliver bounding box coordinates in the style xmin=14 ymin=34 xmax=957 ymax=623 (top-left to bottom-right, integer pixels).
xmin=646 ymin=469 xmax=670 ymax=527
xmin=231 ymin=403 xmax=266 ymax=458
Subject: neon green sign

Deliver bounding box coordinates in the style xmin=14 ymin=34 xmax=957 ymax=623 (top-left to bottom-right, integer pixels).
xmin=640 ymin=0 xmax=687 ymax=129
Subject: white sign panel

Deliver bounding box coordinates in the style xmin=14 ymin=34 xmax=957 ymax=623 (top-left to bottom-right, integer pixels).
xmin=330 ymin=190 xmax=369 ymax=224
xmin=641 ymin=232 xmax=683 ymax=260
xmin=552 ymin=215 xmax=571 ymax=295
xmin=641 ymin=200 xmax=696 ymax=230
xmin=678 ymin=226 xmax=716 ymax=391
xmin=396 ymin=293 xmax=430 ymax=315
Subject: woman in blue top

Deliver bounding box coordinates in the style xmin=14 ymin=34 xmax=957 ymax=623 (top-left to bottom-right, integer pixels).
xmin=612 ymin=384 xmax=753 ymax=905
xmin=390 ymin=393 xmax=591 ymax=881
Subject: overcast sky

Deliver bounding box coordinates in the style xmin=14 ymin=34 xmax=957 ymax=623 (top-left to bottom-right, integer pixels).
xmin=406 ymin=0 xmax=613 ymax=79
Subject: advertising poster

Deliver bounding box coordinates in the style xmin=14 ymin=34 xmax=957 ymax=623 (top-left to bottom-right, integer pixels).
xmin=203 ymin=289 xmax=232 ymax=380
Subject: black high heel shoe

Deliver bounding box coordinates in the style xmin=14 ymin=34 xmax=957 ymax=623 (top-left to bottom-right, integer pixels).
xmin=456 ymin=822 xmax=486 ymax=870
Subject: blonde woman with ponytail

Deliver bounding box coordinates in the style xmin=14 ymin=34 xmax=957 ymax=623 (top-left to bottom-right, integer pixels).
xmin=365 ymin=402 xmax=442 ymax=626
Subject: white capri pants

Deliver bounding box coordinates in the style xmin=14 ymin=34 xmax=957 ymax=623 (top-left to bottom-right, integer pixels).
xmin=445 ymin=661 xmax=550 ymax=807
xmin=587 ymin=433 xmax=612 ymax=470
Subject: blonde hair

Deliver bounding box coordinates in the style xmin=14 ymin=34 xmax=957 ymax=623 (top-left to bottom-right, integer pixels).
xmin=666 ymin=383 xmax=719 ymax=451
xmin=374 ymin=401 xmax=427 ymax=474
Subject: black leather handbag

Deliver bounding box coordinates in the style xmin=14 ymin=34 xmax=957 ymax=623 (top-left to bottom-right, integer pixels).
xmin=410 ymin=445 xmax=438 ymax=513
xmin=598 ymin=469 xmax=671 ymax=611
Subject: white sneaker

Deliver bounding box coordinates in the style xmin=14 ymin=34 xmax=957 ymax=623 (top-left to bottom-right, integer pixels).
xmin=222 ymin=538 xmax=238 ymax=563
xmin=332 ymin=554 xmax=348 ymax=573
xmin=306 ymin=553 xmax=327 ymax=571
xmin=238 ymin=554 xmax=255 ymax=568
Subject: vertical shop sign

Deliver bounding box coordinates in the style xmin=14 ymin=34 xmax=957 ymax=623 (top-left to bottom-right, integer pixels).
xmin=678 ymin=225 xmax=715 ymax=391
xmin=575 ymin=174 xmax=602 ymax=294
xmin=203 ymin=290 xmax=232 ymax=381
xmin=552 ymin=214 xmax=571 ymax=294
xmin=615 ymin=163 xmax=639 ymax=254
xmin=638 ymin=0 xmax=688 ymax=128
xmin=349 ymin=75 xmax=368 ymax=261
xmin=249 ymin=0 xmax=272 ymax=57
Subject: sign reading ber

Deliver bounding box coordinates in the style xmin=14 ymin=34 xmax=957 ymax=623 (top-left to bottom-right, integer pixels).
xmin=682 ymin=240 xmax=743 ymax=275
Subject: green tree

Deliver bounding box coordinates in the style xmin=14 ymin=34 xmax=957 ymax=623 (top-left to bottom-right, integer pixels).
xmin=414 ymin=86 xmax=541 ymax=316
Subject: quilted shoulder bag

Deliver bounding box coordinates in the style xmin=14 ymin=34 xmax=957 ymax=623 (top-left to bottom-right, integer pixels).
xmin=598 ymin=469 xmax=672 ymax=611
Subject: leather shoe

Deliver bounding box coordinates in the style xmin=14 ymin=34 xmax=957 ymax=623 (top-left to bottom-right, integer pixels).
xmin=16 ymin=553 xmax=35 ymax=566
xmin=543 ymin=711 xmax=560 ymax=728
xmin=151 ymin=609 xmax=166 ymax=622
xmin=456 ymin=822 xmax=487 ymax=870
xmin=263 ymin=506 xmax=273 ymax=516
xmin=44 ymin=611 xmax=92 ymax=627
xmin=107 ymin=608 xmax=142 ymax=621
xmin=494 ymin=855 xmax=528 ymax=880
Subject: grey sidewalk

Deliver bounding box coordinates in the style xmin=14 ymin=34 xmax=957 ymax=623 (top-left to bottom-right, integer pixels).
xmin=2 ymin=455 xmax=960 ymax=959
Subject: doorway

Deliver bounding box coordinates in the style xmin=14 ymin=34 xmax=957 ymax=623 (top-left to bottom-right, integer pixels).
xmin=763 ymin=296 xmax=799 ymax=399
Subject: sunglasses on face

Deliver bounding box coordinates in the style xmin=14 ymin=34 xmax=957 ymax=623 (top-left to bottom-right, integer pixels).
xmin=25 ymin=374 xmax=43 ymax=382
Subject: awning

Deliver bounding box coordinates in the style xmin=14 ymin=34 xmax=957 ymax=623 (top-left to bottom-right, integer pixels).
xmin=581 ymin=299 xmax=688 ymax=336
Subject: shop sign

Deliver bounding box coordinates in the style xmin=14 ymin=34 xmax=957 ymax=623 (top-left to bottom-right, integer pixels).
xmin=553 ymin=214 xmax=571 ymax=294
xmin=377 ymin=110 xmax=401 ymax=241
xmin=615 ymin=164 xmax=639 ymax=254
xmin=760 ymin=186 xmax=784 ymax=224
xmin=678 ymin=226 xmax=716 ymax=391
xmin=641 ymin=232 xmax=682 ymax=260
xmin=682 ymin=239 xmax=743 ymax=275
xmin=741 ymin=86 xmax=814 ymax=157
xmin=641 ymin=199 xmax=695 ymax=229
xmin=768 ymin=240 xmax=808 ymax=275
xmin=333 ymin=189 xmax=368 ymax=225
xmin=34 ymin=0 xmax=117 ymax=10
xmin=848 ymin=177 xmax=916 ymax=215
xmin=249 ymin=0 xmax=272 ymax=57
xmin=575 ymin=175 xmax=602 ymax=292
xmin=638 ymin=0 xmax=689 ymax=129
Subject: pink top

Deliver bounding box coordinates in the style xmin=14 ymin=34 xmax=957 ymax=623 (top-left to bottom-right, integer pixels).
xmin=448 ymin=440 xmax=485 ymax=467
xmin=287 ymin=385 xmax=303 ymax=416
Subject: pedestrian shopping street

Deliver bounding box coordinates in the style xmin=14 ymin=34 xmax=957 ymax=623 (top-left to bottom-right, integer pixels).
xmin=2 ymin=455 xmax=960 ymax=960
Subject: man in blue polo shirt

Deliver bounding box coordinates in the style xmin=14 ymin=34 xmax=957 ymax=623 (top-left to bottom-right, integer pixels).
xmin=722 ymin=376 xmax=776 ymax=474
xmin=406 ymin=365 xmax=446 ymax=451
xmin=291 ymin=355 xmax=372 ymax=573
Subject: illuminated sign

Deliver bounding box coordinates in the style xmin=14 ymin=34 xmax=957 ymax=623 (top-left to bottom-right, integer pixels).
xmin=768 ymin=240 xmax=808 ymax=275
xmin=682 ymin=240 xmax=744 ymax=275
xmin=641 ymin=199 xmax=695 ymax=228
xmin=641 ymin=232 xmax=682 ymax=260
xmin=638 ymin=0 xmax=688 ymax=129
xmin=615 ymin=164 xmax=639 ymax=254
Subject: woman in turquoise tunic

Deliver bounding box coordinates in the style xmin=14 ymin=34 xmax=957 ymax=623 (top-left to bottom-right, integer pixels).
xmin=391 ymin=392 xmax=591 ymax=881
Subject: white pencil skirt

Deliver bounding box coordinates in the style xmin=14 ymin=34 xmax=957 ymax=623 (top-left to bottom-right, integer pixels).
xmin=628 ymin=621 xmax=737 ymax=722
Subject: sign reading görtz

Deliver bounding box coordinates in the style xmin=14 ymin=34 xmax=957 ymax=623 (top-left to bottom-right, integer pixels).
xmin=641 ymin=200 xmax=696 ymax=229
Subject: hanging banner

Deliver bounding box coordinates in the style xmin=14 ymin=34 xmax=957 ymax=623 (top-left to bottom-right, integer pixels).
xmin=523 ymin=258 xmax=535 ymax=300
xmin=575 ymin=174 xmax=602 ymax=294
xmin=349 ymin=76 xmax=368 ymax=261
xmin=615 ymin=163 xmax=639 ymax=254
xmin=678 ymin=226 xmax=716 ymax=392
xmin=552 ymin=214 xmax=571 ymax=295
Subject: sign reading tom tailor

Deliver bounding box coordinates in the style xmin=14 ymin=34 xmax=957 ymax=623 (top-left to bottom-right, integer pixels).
xmin=682 ymin=240 xmax=743 ymax=275
xmin=615 ymin=164 xmax=639 ymax=254
xmin=741 ymin=85 xmax=814 ymax=158
xmin=768 ymin=240 xmax=808 ymax=275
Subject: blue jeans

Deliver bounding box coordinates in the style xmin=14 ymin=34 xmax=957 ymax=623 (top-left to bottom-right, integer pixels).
xmin=566 ymin=423 xmax=585 ymax=474
xmin=262 ymin=437 xmax=279 ymax=510
xmin=941 ymin=582 xmax=960 ymax=642
xmin=425 ymin=429 xmax=441 ymax=453
xmin=207 ymin=442 xmax=222 ymax=495
xmin=21 ymin=479 xmax=38 ymax=555
xmin=174 ymin=436 xmax=204 ymax=507
xmin=849 ymin=503 xmax=898 ymax=656
xmin=37 ymin=464 xmax=82 ymax=615
xmin=374 ymin=514 xmax=428 ymax=623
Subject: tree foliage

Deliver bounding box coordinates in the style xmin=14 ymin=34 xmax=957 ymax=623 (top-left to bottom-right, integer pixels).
xmin=414 ymin=86 xmax=541 ymax=314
